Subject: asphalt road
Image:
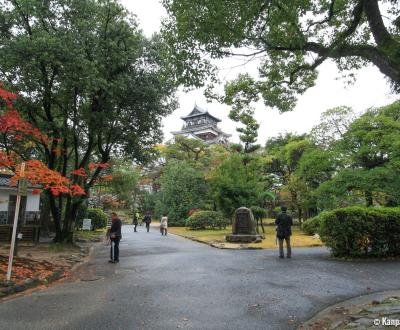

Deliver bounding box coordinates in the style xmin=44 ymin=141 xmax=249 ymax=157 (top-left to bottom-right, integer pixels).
xmin=1 ymin=225 xmax=399 ymax=330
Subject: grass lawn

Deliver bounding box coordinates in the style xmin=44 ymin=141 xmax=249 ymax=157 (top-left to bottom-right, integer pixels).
xmin=168 ymin=225 xmax=322 ymax=249
xmin=74 ymin=228 xmax=106 ymax=241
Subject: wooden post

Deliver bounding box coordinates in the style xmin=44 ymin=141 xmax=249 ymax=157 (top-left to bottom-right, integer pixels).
xmin=6 ymin=162 xmax=25 ymax=281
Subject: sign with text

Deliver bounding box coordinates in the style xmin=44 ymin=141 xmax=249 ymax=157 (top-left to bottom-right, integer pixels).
xmin=18 ymin=178 xmax=28 ymax=197
xmin=82 ymin=218 xmax=92 ymax=231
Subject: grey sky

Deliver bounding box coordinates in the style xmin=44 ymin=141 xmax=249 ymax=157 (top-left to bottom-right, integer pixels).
xmin=122 ymin=0 xmax=397 ymax=144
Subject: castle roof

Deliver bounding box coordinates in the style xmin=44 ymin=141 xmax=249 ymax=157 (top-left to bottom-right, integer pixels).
xmin=180 ymin=104 xmax=221 ymax=122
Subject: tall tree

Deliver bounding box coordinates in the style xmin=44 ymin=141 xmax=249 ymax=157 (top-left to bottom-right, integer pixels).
xmin=155 ymin=160 xmax=207 ymax=226
xmin=162 ymin=0 xmax=400 ymax=112
xmin=322 ymin=101 xmax=400 ymax=207
xmin=0 ymin=0 xmax=176 ymax=241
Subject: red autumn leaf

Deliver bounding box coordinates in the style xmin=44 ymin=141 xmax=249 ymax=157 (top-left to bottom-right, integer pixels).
xmin=0 ymin=84 xmax=86 ymax=197
xmin=99 ymin=174 xmax=113 ymax=181
xmin=70 ymin=168 xmax=87 ymax=177
xmin=89 ymin=162 xmax=112 ymax=171
xmin=70 ymin=184 xmax=85 ymax=196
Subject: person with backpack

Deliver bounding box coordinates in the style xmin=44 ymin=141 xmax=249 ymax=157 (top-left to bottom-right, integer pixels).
xmin=109 ymin=212 xmax=122 ymax=263
xmin=143 ymin=212 xmax=152 ymax=232
xmin=275 ymin=206 xmax=293 ymax=258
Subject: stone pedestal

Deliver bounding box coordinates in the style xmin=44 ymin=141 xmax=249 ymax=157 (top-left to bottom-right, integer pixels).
xmin=225 ymin=234 xmax=263 ymax=243
xmin=225 ymin=207 xmax=263 ymax=243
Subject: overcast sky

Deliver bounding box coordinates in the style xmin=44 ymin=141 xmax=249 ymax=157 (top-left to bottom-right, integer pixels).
xmin=122 ymin=0 xmax=397 ymax=145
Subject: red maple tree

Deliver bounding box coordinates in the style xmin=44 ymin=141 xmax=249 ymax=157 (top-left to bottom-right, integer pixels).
xmin=0 ymin=84 xmax=85 ymax=196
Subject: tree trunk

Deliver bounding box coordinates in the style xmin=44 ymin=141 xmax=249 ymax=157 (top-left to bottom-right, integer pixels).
xmin=48 ymin=193 xmax=62 ymax=242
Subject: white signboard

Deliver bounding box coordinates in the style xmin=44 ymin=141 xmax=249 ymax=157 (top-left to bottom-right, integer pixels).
xmin=82 ymin=218 xmax=92 ymax=231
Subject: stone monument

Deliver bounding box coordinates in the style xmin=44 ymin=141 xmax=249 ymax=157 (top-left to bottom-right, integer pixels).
xmin=226 ymin=207 xmax=263 ymax=243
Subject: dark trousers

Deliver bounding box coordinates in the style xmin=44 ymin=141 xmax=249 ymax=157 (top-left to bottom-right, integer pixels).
xmin=110 ymin=239 xmax=120 ymax=261
xmin=278 ymin=237 xmax=291 ymax=258
xmin=146 ymin=223 xmax=150 ymax=232
xmin=161 ymin=228 xmax=167 ymax=236
xmin=134 ymin=224 xmax=137 ymax=232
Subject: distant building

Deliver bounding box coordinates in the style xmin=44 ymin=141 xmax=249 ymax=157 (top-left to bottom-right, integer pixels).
xmin=171 ymin=104 xmax=231 ymax=145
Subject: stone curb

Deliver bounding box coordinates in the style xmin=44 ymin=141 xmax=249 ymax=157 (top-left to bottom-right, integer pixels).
xmin=170 ymin=232 xmax=264 ymax=250
xmin=300 ymin=289 xmax=400 ymax=329
xmin=0 ymin=241 xmax=99 ymax=302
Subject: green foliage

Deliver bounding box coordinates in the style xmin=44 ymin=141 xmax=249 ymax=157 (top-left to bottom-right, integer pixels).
xmin=316 ymin=102 xmax=400 ymax=208
xmin=250 ymin=206 xmax=267 ymax=220
xmin=186 ymin=211 xmax=229 ymax=230
xmin=162 ymin=0 xmax=400 ymax=111
xmin=156 ymin=161 xmax=207 ymax=226
xmin=108 ymin=163 xmax=140 ymax=207
xmin=87 ymin=209 xmax=108 ymax=230
xmin=319 ymin=207 xmax=400 ymax=257
xmin=75 ymin=208 xmax=107 ymax=230
xmin=0 ymin=0 xmax=177 ymax=242
xmin=301 ymin=215 xmax=322 ymax=235
xmin=209 ymin=153 xmax=274 ymax=218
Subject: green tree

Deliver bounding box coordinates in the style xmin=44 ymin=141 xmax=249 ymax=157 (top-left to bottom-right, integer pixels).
xmin=320 ymin=101 xmax=400 ymax=207
xmin=0 ymin=0 xmax=176 ymax=241
xmin=162 ymin=0 xmax=400 ymax=112
xmin=310 ymin=107 xmax=356 ymax=149
xmin=209 ymin=153 xmax=273 ymax=218
xmin=108 ymin=162 xmax=140 ymax=210
xmin=156 ymin=161 xmax=207 ymax=225
xmin=265 ymin=133 xmax=314 ymax=221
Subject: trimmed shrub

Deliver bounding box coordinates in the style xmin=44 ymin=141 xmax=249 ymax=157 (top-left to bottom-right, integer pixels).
xmin=87 ymin=208 xmax=108 ymax=230
xmin=302 ymin=215 xmax=323 ymax=235
xmin=186 ymin=211 xmax=229 ymax=230
xmin=319 ymin=207 xmax=400 ymax=257
xmin=250 ymin=206 xmax=267 ymax=220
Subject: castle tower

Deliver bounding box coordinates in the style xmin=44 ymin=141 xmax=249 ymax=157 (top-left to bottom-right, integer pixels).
xmin=171 ymin=104 xmax=231 ymax=145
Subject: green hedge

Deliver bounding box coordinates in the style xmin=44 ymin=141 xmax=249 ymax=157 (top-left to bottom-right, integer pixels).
xmin=75 ymin=208 xmax=108 ymax=230
xmin=302 ymin=215 xmax=323 ymax=235
xmin=186 ymin=211 xmax=229 ymax=230
xmin=250 ymin=206 xmax=267 ymax=219
xmin=319 ymin=207 xmax=400 ymax=257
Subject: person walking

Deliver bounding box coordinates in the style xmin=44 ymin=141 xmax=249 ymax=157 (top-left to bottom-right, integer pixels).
xmin=132 ymin=213 xmax=138 ymax=232
xmin=160 ymin=214 xmax=168 ymax=236
xmin=144 ymin=212 xmax=152 ymax=232
xmin=109 ymin=212 xmax=122 ymax=263
xmin=275 ymin=206 xmax=293 ymax=258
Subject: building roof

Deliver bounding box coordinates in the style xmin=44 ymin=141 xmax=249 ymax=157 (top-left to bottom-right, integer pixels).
xmin=180 ymin=104 xmax=222 ymax=122
xmin=0 ymin=174 xmax=37 ymax=189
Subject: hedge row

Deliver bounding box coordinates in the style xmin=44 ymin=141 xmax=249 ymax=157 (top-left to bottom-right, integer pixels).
xmin=186 ymin=211 xmax=229 ymax=230
xmin=75 ymin=208 xmax=108 ymax=230
xmin=317 ymin=207 xmax=400 ymax=257
xmin=302 ymin=215 xmax=323 ymax=235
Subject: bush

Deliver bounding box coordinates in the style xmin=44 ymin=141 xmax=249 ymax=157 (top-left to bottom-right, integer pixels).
xmin=250 ymin=206 xmax=267 ymax=220
xmin=319 ymin=207 xmax=400 ymax=257
xmin=87 ymin=208 xmax=108 ymax=230
xmin=302 ymin=215 xmax=323 ymax=235
xmin=186 ymin=211 xmax=229 ymax=230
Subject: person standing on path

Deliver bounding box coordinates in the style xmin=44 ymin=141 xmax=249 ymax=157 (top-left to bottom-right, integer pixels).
xmin=275 ymin=206 xmax=293 ymax=258
xmin=132 ymin=213 xmax=138 ymax=232
xmin=109 ymin=212 xmax=122 ymax=263
xmin=144 ymin=212 xmax=152 ymax=232
xmin=160 ymin=214 xmax=168 ymax=236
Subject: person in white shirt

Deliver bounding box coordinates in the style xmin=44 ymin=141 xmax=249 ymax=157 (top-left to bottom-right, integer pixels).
xmin=160 ymin=215 xmax=168 ymax=236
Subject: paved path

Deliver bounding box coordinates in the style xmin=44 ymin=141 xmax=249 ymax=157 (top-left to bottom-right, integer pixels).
xmin=0 ymin=226 xmax=399 ymax=330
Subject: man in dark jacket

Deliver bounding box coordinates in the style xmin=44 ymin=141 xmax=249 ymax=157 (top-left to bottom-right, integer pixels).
xmin=109 ymin=212 xmax=122 ymax=263
xmin=275 ymin=206 xmax=293 ymax=258
xmin=143 ymin=212 xmax=151 ymax=232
